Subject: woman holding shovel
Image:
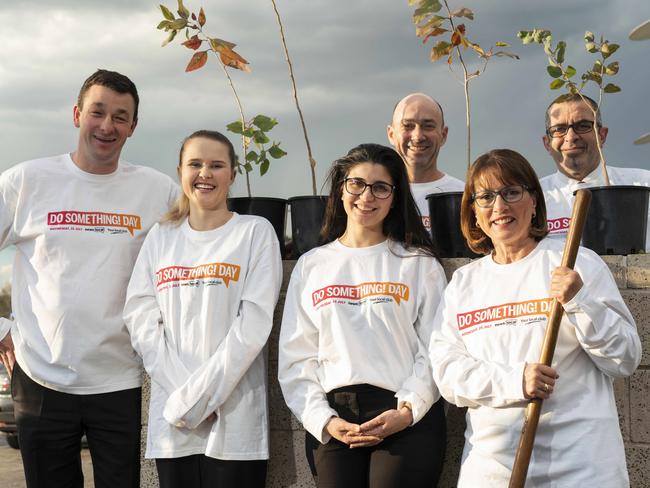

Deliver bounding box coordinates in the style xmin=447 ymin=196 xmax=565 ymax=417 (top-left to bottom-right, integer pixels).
xmin=429 ymin=149 xmax=640 ymax=487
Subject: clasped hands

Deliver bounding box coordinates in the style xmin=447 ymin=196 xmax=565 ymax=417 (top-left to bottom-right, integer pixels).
xmin=324 ymin=405 xmax=413 ymax=448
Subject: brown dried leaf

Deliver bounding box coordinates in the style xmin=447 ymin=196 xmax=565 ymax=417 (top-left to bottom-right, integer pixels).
xmin=182 ymin=35 xmax=202 ymax=50
xmin=218 ymin=47 xmax=251 ymax=72
xmin=198 ymin=7 xmax=206 ymax=27
xmin=430 ymin=40 xmax=452 ymax=62
xmin=186 ymin=50 xmax=208 ymax=72
xmin=419 ymin=26 xmax=448 ymax=43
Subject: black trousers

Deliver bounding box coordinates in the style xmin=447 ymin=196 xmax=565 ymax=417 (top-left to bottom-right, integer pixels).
xmin=306 ymin=384 xmax=446 ymax=488
xmin=156 ymin=455 xmax=267 ymax=488
xmin=12 ymin=361 xmax=142 ymax=488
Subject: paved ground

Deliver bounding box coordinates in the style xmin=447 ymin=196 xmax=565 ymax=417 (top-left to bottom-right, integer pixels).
xmin=0 ymin=435 xmax=94 ymax=487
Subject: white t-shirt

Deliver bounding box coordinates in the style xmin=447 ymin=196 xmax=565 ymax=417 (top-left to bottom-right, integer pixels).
xmin=279 ymin=239 xmax=447 ymax=443
xmin=430 ymin=238 xmax=640 ymax=487
xmin=410 ymin=174 xmax=465 ymax=230
xmin=123 ymin=214 xmax=282 ymax=460
xmin=0 ymin=154 xmax=178 ymax=394
xmin=540 ymin=166 xmax=650 ymax=251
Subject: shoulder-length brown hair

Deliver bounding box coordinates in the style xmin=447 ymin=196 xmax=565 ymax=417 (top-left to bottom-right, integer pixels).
xmin=163 ymin=130 xmax=237 ymax=225
xmin=461 ymin=149 xmax=548 ymax=255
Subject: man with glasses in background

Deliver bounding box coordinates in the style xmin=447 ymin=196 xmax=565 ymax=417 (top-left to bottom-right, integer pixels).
xmin=540 ymin=93 xmax=650 ymax=249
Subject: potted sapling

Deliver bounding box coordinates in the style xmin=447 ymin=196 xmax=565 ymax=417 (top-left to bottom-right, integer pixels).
xmin=409 ymin=0 xmax=518 ymax=257
xmin=519 ymin=28 xmax=649 ymax=254
xmin=269 ymin=0 xmax=326 ymax=257
xmin=158 ymin=0 xmax=289 ymax=255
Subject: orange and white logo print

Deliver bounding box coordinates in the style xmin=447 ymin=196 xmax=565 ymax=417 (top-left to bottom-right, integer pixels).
xmin=48 ymin=211 xmax=142 ymax=236
xmin=456 ymin=298 xmax=553 ymax=335
xmin=311 ymin=282 xmax=410 ymax=307
xmin=156 ymin=262 xmax=241 ymax=289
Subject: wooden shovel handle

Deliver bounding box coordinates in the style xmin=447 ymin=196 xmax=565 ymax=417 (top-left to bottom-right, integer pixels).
xmin=508 ymin=189 xmax=591 ymax=488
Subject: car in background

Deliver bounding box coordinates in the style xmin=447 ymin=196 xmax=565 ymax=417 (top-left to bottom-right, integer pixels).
xmin=0 ymin=364 xmax=18 ymax=448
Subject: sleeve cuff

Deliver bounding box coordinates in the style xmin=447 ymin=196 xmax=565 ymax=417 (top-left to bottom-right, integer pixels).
xmin=562 ymin=284 xmax=590 ymax=314
xmin=303 ymin=407 xmax=339 ymax=444
xmin=0 ymin=318 xmax=12 ymax=341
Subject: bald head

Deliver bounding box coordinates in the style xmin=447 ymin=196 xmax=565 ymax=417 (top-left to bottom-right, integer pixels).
xmin=387 ymin=93 xmax=448 ymax=183
xmin=391 ymin=93 xmax=445 ymax=128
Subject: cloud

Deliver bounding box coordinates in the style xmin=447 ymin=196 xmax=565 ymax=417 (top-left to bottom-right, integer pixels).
xmin=0 ymin=0 xmax=648 ymax=201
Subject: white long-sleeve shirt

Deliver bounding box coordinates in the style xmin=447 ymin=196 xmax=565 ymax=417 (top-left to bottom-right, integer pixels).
xmin=540 ymin=166 xmax=650 ymax=251
xmin=430 ymin=238 xmax=640 ymax=487
xmin=0 ymin=154 xmax=177 ymax=393
xmin=279 ymin=239 xmax=446 ymax=443
xmin=123 ymin=214 xmax=281 ymax=460
xmin=410 ymin=174 xmax=465 ymax=230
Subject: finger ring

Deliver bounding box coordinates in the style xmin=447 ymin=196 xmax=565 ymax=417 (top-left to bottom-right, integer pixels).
xmin=544 ymin=383 xmax=550 ymax=392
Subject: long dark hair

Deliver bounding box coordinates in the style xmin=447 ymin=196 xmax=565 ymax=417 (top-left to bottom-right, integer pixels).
xmin=320 ymin=143 xmax=438 ymax=258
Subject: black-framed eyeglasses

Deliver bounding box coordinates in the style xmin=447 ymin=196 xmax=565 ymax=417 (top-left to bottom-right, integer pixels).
xmin=472 ymin=185 xmax=530 ymax=208
xmin=546 ymin=120 xmax=599 ymax=138
xmin=343 ymin=177 xmax=395 ymax=199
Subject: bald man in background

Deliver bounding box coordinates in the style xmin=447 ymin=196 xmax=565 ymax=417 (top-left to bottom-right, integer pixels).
xmin=387 ymin=93 xmax=464 ymax=230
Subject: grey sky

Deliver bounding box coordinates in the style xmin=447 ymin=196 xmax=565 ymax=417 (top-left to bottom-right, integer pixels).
xmin=1 ymin=0 xmax=649 ymax=284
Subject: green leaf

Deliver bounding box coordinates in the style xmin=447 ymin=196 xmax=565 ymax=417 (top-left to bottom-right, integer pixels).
xmin=533 ymin=29 xmax=551 ymax=43
xmin=226 ymin=121 xmax=244 ymax=134
xmin=591 ymin=59 xmax=603 ymax=73
xmin=157 ymin=20 xmax=173 ymax=30
xmin=245 ymin=150 xmax=258 ymax=162
xmin=547 ymin=65 xmax=562 ymax=78
xmin=565 ymin=65 xmax=577 ymax=79
xmin=601 ymin=43 xmax=619 ymax=58
xmin=253 ymin=131 xmax=270 ymax=144
xmin=260 ymin=159 xmax=270 ymax=176
xmin=495 ymin=41 xmax=509 ymax=47
xmin=550 ymin=79 xmax=565 ymax=90
xmin=605 ymin=61 xmax=619 ymax=76
xmin=161 ymin=29 xmax=178 ymax=47
xmin=243 ymin=163 xmax=253 ymax=173
xmin=556 ymin=41 xmax=566 ymax=64
xmin=585 ymin=42 xmax=598 ymax=53
xmin=584 ymin=31 xmax=595 ymax=42
xmin=252 ymin=114 xmax=277 ymax=132
xmin=603 ymin=83 xmax=621 ymax=93
xmin=268 ymin=144 xmax=287 ymax=159
xmin=177 ymin=0 xmax=189 ymax=19
xmin=160 ymin=4 xmax=175 ymax=20
xmin=170 ymin=18 xmax=187 ymax=29
xmin=412 ymin=0 xmax=442 ymax=24
xmin=242 ymin=127 xmax=255 ymax=138
xmin=584 ymin=71 xmax=602 ymax=85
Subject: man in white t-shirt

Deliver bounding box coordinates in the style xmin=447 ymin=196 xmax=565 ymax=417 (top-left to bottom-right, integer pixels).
xmin=0 ymin=70 xmax=177 ymax=488
xmin=540 ymin=94 xmax=650 ymax=249
xmin=387 ymin=93 xmax=465 ymax=230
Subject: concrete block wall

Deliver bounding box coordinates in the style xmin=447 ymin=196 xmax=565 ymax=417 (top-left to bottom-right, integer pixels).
xmin=141 ymin=255 xmax=650 ymax=487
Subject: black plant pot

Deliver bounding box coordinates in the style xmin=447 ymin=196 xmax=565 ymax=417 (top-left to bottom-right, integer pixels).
xmin=426 ymin=191 xmax=479 ymax=258
xmin=288 ymin=196 xmax=328 ymax=258
xmin=227 ymin=197 xmax=288 ymax=257
xmin=580 ymin=185 xmax=649 ymax=255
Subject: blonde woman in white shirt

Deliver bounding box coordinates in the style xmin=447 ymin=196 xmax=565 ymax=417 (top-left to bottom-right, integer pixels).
xmin=123 ymin=130 xmax=282 ymax=488
xmin=279 ymin=143 xmax=447 ymax=488
xmin=430 ymin=149 xmax=640 ymax=487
